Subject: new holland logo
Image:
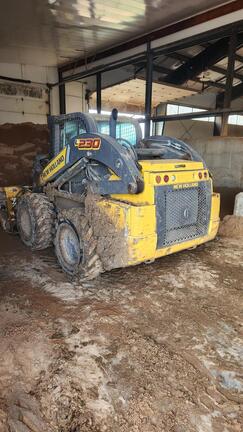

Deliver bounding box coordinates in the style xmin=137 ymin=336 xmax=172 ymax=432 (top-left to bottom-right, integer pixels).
xmin=40 ymin=147 xmax=67 ymax=185
xmin=75 ymin=138 xmax=101 ymax=150
xmin=173 ymin=182 xmax=198 ymax=190
xmin=41 ymin=155 xmax=65 ymax=180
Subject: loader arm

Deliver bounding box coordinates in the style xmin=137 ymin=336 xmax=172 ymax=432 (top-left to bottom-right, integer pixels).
xmin=39 ymin=132 xmax=144 ymax=195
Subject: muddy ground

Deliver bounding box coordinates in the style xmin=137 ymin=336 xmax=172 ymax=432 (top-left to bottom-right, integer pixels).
xmin=0 ymin=228 xmax=242 ymax=432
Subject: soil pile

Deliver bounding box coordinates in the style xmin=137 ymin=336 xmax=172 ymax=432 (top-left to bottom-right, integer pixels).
xmin=0 ymin=123 xmax=49 ymax=186
xmin=219 ymin=215 xmax=243 ymax=240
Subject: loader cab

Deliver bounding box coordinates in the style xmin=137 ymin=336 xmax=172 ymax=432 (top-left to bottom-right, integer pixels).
xmin=48 ymin=112 xmax=99 ymax=158
xmin=48 ymin=110 xmax=143 ymax=158
xmin=94 ymin=115 xmax=142 ymax=147
xmin=59 ymin=120 xmax=87 ymax=150
xmin=47 ymin=110 xmax=204 ymax=166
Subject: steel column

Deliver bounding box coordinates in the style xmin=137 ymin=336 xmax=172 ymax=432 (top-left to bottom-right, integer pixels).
xmin=145 ymin=42 xmax=153 ymax=137
xmin=213 ymin=94 xmax=223 ymax=136
xmin=58 ymin=71 xmax=66 ymax=114
xmin=221 ymin=32 xmax=237 ymax=135
xmin=96 ymin=72 xmax=102 ymax=114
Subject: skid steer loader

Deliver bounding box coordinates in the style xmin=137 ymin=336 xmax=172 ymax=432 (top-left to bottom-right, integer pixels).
xmin=0 ymin=110 xmax=220 ymax=280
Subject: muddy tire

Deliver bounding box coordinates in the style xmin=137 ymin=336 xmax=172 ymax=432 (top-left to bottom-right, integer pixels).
xmin=17 ymin=193 xmax=55 ymax=250
xmin=54 ymin=209 xmax=102 ymax=281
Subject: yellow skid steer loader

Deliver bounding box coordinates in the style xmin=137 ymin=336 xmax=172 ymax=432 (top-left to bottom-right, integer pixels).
xmin=0 ymin=110 xmax=220 ymax=280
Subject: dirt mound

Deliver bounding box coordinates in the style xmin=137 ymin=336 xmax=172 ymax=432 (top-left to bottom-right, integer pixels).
xmin=0 ymin=123 xmax=49 ymax=186
xmin=219 ymin=215 xmax=243 ymax=240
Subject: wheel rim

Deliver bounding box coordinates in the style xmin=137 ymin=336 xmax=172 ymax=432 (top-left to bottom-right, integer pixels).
xmin=56 ymin=222 xmax=81 ymax=273
xmin=19 ymin=207 xmax=32 ymax=239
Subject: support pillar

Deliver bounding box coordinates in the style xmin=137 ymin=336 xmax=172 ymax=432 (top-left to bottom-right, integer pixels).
xmin=96 ymin=72 xmax=102 ymax=114
xmin=221 ymin=32 xmax=237 ymax=136
xmin=145 ymin=42 xmax=153 ymax=137
xmin=58 ymin=71 xmax=66 ymax=115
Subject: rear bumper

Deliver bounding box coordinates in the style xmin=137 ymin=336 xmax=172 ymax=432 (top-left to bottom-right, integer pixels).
xmin=95 ymin=191 xmax=220 ymax=269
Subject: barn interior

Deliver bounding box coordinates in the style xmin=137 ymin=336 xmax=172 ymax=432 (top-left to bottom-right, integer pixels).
xmin=0 ymin=1 xmax=243 ymax=431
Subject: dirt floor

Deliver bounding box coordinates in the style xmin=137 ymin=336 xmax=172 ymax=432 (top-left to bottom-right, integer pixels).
xmin=0 ymin=228 xmax=242 ymax=432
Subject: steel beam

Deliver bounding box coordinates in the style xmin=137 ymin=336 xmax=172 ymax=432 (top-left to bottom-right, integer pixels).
xmin=136 ymin=61 xmax=226 ymax=90
xmin=228 ymin=81 xmax=243 ymax=100
xmin=145 ymin=107 xmax=243 ymax=123
xmin=221 ymin=33 xmax=237 ymax=135
xmin=96 ymin=72 xmax=102 ymax=114
xmin=224 ymin=33 xmax=237 ymax=108
xmin=163 ymin=33 xmax=243 ymax=85
xmin=216 ymin=79 xmax=243 ymax=107
xmin=144 ymin=42 xmax=153 ymax=137
xmin=165 ymin=51 xmax=243 ymax=82
xmin=58 ymin=71 xmax=66 ymax=114
xmin=213 ymin=79 xmax=243 ymax=135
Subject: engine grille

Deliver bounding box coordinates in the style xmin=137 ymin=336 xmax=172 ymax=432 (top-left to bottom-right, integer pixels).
xmin=155 ymin=181 xmax=211 ymax=249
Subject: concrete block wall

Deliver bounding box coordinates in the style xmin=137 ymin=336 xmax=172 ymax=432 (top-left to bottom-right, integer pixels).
xmin=189 ymin=137 xmax=243 ymax=188
xmin=164 ymin=120 xmax=243 ymax=189
xmin=164 ymin=119 xmax=243 ymax=142
xmin=164 ymin=119 xmax=214 ymax=141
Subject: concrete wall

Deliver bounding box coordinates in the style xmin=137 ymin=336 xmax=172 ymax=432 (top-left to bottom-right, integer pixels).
xmin=188 ymin=137 xmax=243 ymax=188
xmin=164 ymin=120 xmax=243 ymax=187
xmin=164 ymin=119 xmax=243 ymax=142
xmin=0 ymin=63 xmax=59 ymax=124
xmin=164 ymin=119 xmax=214 ymax=141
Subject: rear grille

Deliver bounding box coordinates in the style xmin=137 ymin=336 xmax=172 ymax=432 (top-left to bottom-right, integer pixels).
xmin=155 ymin=181 xmax=211 ymax=249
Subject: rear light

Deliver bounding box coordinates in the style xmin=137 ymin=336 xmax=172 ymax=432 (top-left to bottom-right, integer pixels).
xmin=204 ymin=172 xmax=208 ymax=179
xmin=156 ymin=175 xmax=161 ymax=184
xmin=198 ymin=172 xmax=203 ymax=179
xmin=164 ymin=175 xmax=169 ymax=183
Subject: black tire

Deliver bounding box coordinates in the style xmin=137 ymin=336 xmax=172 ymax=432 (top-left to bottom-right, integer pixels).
xmin=54 ymin=209 xmax=102 ymax=281
xmin=17 ymin=193 xmax=55 ymax=250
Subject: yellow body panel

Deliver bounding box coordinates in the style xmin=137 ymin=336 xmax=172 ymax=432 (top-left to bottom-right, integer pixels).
xmin=139 ymin=159 xmax=205 ymax=171
xmin=97 ymin=160 xmax=220 ymax=269
xmin=111 ymin=160 xmax=207 ymax=205
xmin=40 ymin=147 xmax=67 ymax=185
